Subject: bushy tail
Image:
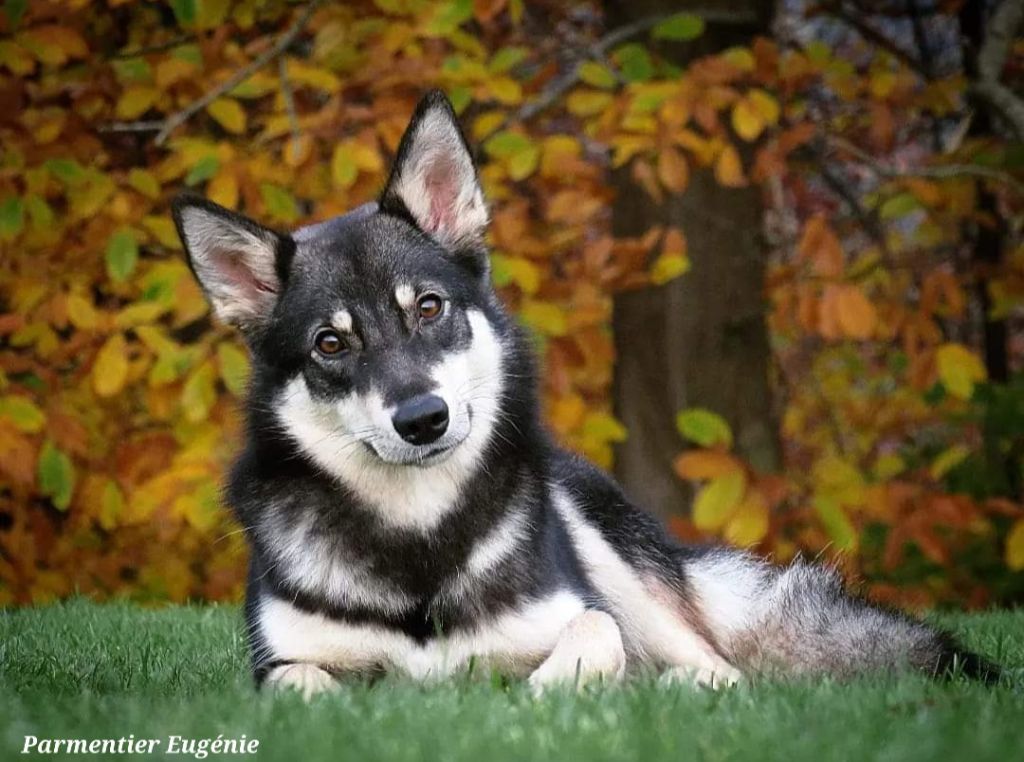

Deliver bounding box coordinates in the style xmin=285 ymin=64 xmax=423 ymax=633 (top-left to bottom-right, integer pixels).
xmin=684 ymin=549 xmax=1000 ymax=684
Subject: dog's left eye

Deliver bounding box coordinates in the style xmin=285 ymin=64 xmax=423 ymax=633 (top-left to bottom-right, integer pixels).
xmin=314 ymin=328 xmax=346 ymax=356
xmin=417 ymin=293 xmax=444 ymax=321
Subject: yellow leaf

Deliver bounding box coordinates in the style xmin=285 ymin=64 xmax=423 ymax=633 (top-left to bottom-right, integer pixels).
xmin=519 ymin=301 xmax=568 ymax=336
xmin=207 ymin=172 xmax=238 ymax=209
xmin=936 ymin=343 xmax=986 ymax=400
xmin=115 ymin=86 xmax=159 ymax=119
xmin=731 ymin=99 xmax=764 ymax=142
xmin=181 ymin=361 xmax=217 ymax=423
xmin=651 ymin=253 xmax=690 ymax=285
xmin=693 ymin=471 xmax=747 ymax=531
xmin=99 ymin=480 xmax=123 ymax=531
xmin=66 ymin=293 xmax=99 ymax=330
xmin=747 ymin=89 xmax=780 ymax=126
xmin=724 ymin=491 xmax=769 ymax=546
xmin=142 ymin=215 xmax=181 ymax=249
xmin=813 ymin=455 xmax=866 ymax=507
xmin=285 ymin=59 xmax=341 ymax=93
xmin=93 ymin=334 xmax=129 ymax=398
xmin=930 ymin=445 xmax=971 ymax=480
xmin=715 ymin=145 xmax=746 ymax=187
xmin=331 ymin=145 xmax=358 ymax=189
xmin=217 ymin=342 xmax=250 ymax=397
xmin=567 ymin=91 xmax=613 ymax=117
xmin=206 ymin=98 xmax=246 ymax=134
xmin=1006 ymin=518 xmax=1024 ymax=571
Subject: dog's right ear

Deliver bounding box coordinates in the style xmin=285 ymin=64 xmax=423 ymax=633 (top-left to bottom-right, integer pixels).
xmin=172 ymin=197 xmax=291 ymax=331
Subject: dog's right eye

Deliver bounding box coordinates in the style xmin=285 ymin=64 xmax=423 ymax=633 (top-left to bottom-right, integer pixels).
xmin=314 ymin=328 xmax=346 ymax=356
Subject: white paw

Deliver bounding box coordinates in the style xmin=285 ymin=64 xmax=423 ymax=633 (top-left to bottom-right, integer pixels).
xmin=529 ymin=611 xmax=626 ymax=694
xmin=660 ymin=664 xmax=742 ymax=689
xmin=265 ymin=663 xmax=338 ymax=700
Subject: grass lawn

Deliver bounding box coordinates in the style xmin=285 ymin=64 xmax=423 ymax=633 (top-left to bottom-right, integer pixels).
xmin=2 ymin=601 xmax=1023 ymax=761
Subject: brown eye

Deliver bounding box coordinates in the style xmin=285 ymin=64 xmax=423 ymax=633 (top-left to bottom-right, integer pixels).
xmin=314 ymin=328 xmax=345 ymax=356
xmin=417 ymin=293 xmax=444 ymax=321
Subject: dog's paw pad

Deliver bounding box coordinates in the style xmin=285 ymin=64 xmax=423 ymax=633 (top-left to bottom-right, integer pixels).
xmin=265 ymin=663 xmax=337 ymax=700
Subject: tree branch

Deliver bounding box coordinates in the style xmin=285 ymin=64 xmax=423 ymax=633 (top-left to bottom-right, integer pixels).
xmin=820 ymin=2 xmax=929 ymax=78
xmin=969 ymin=80 xmax=1024 ymax=141
xmin=967 ymin=0 xmax=1024 ymax=140
xmin=977 ymin=0 xmax=1024 ymax=83
xmin=102 ymin=0 xmax=322 ymax=145
xmin=506 ymin=7 xmax=759 ymax=128
xmin=827 ymin=135 xmax=1024 ymax=196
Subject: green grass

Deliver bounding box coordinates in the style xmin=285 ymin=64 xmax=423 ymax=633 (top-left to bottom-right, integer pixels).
xmin=2 ymin=601 xmax=1023 ymax=761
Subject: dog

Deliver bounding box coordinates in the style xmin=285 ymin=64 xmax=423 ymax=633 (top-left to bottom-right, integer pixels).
xmin=173 ymin=90 xmax=998 ymax=698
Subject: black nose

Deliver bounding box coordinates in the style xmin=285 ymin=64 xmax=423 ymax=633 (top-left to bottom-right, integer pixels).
xmin=391 ymin=394 xmax=449 ymax=446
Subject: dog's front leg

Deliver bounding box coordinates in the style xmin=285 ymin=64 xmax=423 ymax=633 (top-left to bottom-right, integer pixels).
xmin=264 ymin=663 xmax=339 ymax=700
xmin=528 ymin=610 xmax=626 ymax=693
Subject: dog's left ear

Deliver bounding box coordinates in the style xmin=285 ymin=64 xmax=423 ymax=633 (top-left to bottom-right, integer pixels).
xmin=380 ymin=90 xmax=488 ymax=255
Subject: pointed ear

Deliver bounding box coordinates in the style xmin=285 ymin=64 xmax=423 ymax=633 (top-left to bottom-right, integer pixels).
xmin=172 ymin=197 xmax=291 ymax=331
xmin=380 ymin=90 xmax=489 ymax=252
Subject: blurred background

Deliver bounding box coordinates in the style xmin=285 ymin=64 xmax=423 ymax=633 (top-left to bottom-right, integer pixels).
xmin=1 ymin=0 xmax=1023 ymax=609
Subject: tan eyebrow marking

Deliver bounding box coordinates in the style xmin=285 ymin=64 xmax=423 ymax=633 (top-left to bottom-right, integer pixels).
xmin=332 ymin=309 xmax=353 ymax=333
xmin=395 ymin=284 xmax=416 ymax=310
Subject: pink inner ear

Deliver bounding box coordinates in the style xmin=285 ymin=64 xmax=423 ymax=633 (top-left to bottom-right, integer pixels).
xmin=424 ymin=159 xmax=458 ymax=234
xmin=210 ymin=249 xmax=276 ymax=303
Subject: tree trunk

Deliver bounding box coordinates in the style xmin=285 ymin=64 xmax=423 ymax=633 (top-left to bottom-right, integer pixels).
xmin=608 ymin=0 xmax=780 ymax=521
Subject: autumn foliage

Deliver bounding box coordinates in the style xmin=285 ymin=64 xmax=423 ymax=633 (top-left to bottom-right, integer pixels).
xmin=1 ymin=0 xmax=1022 ymax=608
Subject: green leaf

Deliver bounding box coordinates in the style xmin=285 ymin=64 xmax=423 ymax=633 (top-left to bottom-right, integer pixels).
xmin=578 ymin=61 xmax=617 ymax=90
xmin=38 ymin=441 xmax=75 ymax=511
xmin=217 ymin=342 xmax=250 ymax=397
xmin=106 ymin=228 xmax=139 ymax=283
xmin=813 ymin=495 xmax=857 ymax=551
xmin=0 ymin=196 xmax=24 ymax=240
xmin=44 ymin=158 xmax=86 ymax=185
xmin=484 ymin=131 xmax=533 ymax=158
xmin=259 ymin=183 xmax=299 ymax=223
xmin=112 ymin=57 xmax=153 ymax=84
xmin=489 ymin=46 xmax=528 ymax=73
xmin=25 ymin=195 xmax=54 ymax=229
xmin=2 ymin=0 xmax=27 ymax=28
xmin=426 ymin=0 xmax=472 ymax=34
xmin=879 ymin=192 xmax=920 ymax=220
xmin=0 ymin=394 xmax=45 ymax=432
xmin=614 ymin=43 xmax=653 ymax=83
xmin=185 ymin=156 xmax=220 ymax=186
xmin=447 ymin=85 xmax=472 ymax=113
xmin=676 ymin=408 xmax=733 ymax=448
xmin=170 ymin=0 xmax=197 ymax=26
xmin=652 ymin=13 xmax=705 ymax=41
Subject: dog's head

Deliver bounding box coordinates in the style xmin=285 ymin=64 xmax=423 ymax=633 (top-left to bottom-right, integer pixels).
xmin=174 ymin=91 xmax=512 ymax=519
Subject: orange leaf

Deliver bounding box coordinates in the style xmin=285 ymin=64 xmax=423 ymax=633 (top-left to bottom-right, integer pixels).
xmin=835 ymin=284 xmax=877 ymax=339
xmin=674 ymin=450 xmax=743 ymax=480
xmin=798 ymin=214 xmax=844 ymax=277
xmin=657 ymin=147 xmax=689 ymax=194
xmin=714 ymin=145 xmax=746 ymax=187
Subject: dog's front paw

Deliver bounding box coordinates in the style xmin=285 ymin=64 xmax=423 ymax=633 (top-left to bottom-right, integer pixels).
xmin=265 ymin=663 xmax=338 ymax=700
xmin=529 ymin=611 xmax=626 ymax=694
xmin=659 ymin=664 xmax=742 ymax=689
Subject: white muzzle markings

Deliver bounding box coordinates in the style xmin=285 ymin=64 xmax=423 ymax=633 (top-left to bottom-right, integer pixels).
xmin=276 ymin=310 xmax=504 ymax=531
